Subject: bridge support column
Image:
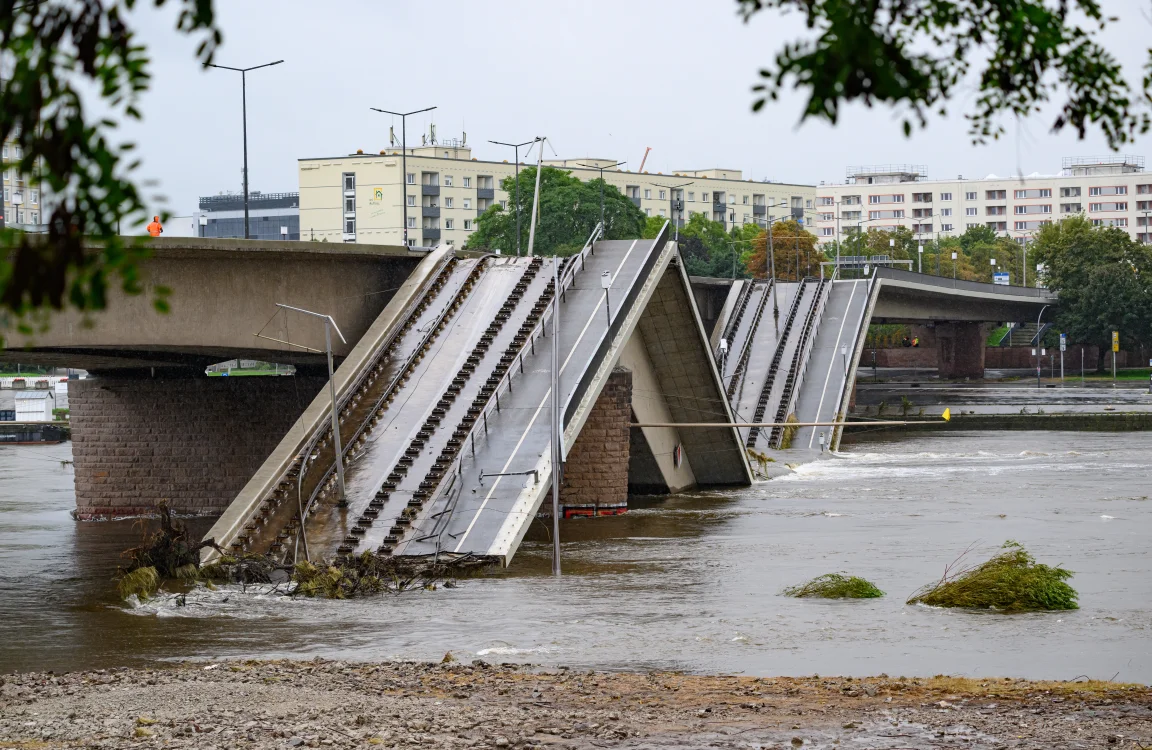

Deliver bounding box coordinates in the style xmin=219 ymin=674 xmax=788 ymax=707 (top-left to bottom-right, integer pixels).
xmin=69 ymin=374 xmax=326 ymax=519
xmin=936 ymin=322 xmax=987 ymax=379
xmin=558 ymin=367 xmax=632 ymax=517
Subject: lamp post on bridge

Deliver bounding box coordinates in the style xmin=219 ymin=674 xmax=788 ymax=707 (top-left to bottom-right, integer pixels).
xmin=496 ymin=138 xmax=541 ymax=256
xmin=206 ymin=59 xmax=284 ymax=240
xmin=650 ymin=180 xmax=693 ymax=241
xmin=578 ymin=160 xmax=627 ymax=240
xmin=371 ymin=105 xmax=437 ymax=248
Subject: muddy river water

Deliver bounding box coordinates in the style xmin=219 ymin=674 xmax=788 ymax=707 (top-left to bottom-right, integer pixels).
xmin=0 ymin=430 xmax=1148 ymax=680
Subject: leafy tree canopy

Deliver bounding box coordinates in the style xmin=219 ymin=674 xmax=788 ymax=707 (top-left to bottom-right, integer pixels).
xmin=744 ymin=219 xmax=822 ymax=281
xmin=1 ymin=0 xmax=219 ymax=327
xmin=1031 ymin=216 xmax=1152 ymax=350
xmin=465 ymin=167 xmax=645 ymax=256
xmin=675 ymin=213 xmax=756 ymax=278
xmin=738 ymin=0 xmax=1147 ymax=148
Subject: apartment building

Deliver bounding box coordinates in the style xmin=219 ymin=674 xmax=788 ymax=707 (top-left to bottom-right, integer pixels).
xmin=1 ymin=133 xmax=45 ymax=232
xmin=298 ymin=138 xmax=815 ymax=247
xmin=814 ymin=156 xmax=1152 ymax=246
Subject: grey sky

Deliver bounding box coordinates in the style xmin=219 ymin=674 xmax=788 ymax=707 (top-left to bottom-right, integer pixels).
xmin=124 ymin=0 xmax=1152 ymax=218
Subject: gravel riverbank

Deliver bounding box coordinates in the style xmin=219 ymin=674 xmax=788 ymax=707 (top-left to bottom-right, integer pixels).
xmin=1 ymin=660 xmax=1149 ymax=749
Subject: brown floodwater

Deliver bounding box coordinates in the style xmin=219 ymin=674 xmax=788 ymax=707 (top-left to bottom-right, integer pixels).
xmin=0 ymin=431 xmax=1149 ymax=680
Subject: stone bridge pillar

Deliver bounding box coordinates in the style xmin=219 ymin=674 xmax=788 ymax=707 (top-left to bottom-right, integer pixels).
xmin=558 ymin=367 xmax=633 ymax=516
xmin=69 ymin=373 xmax=325 ymax=519
xmin=936 ymin=322 xmax=987 ymax=379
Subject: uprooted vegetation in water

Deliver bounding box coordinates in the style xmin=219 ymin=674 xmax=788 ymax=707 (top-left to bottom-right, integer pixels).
xmin=746 ymin=448 xmax=775 ymax=477
xmin=777 ymin=414 xmax=800 ymax=449
xmin=908 ymin=540 xmax=1078 ymax=612
xmin=784 ymin=573 xmax=884 ymax=599
xmin=116 ymin=506 xmax=497 ymax=601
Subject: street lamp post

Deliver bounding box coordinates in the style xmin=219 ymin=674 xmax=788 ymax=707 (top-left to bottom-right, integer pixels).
xmin=1036 ymin=304 xmax=1049 ymax=389
xmin=650 ymin=180 xmax=693 ymax=241
xmin=371 ymin=105 xmax=437 ymax=247
xmin=577 ymin=161 xmax=627 ymax=238
xmin=496 ymin=139 xmax=540 ymax=256
xmin=206 ymin=59 xmax=284 ymax=240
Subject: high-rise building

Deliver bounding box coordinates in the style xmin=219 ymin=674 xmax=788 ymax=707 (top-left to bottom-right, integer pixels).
xmin=193 ymin=191 xmax=300 ymax=240
xmin=813 ymin=156 xmax=1152 ymax=246
xmin=298 ymin=138 xmax=815 ymax=247
xmin=1 ymin=131 xmax=46 ymax=232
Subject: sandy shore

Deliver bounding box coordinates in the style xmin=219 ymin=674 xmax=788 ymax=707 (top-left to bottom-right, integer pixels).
xmin=1 ymin=660 xmax=1149 ymax=749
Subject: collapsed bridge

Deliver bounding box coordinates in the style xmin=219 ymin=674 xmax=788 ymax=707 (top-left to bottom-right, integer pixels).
xmin=203 ymin=224 xmax=751 ymax=565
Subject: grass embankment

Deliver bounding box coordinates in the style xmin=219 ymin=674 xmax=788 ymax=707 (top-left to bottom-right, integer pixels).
xmin=1083 ymin=367 xmax=1152 ymax=382
xmin=785 ymin=573 xmax=884 ymax=599
xmin=909 ymin=541 xmax=1078 ymax=612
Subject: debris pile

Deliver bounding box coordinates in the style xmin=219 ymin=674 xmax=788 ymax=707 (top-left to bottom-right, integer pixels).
xmin=784 ymin=573 xmax=884 ymax=599
xmin=908 ymin=541 xmax=1078 ymax=612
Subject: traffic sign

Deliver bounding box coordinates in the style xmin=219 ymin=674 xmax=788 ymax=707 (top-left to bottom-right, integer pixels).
xmin=1112 ymin=330 xmax=1120 ymax=353
xmin=1060 ymin=333 xmax=1066 ymax=352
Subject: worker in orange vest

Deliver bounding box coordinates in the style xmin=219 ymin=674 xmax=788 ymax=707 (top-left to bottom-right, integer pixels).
xmin=146 ymin=216 xmax=163 ymax=237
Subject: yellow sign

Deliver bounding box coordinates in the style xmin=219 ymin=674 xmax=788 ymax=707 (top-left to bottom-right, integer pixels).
xmin=942 ymin=408 xmax=951 ymax=422
xmin=1112 ymin=330 xmax=1120 ymax=352
xmin=371 ymin=187 xmax=384 ymax=201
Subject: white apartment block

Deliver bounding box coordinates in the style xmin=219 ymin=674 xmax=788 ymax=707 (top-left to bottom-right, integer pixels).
xmin=298 ymin=139 xmax=814 ymax=247
xmin=1 ymin=134 xmax=44 ymax=231
xmin=813 ymin=156 xmax=1152 ymax=246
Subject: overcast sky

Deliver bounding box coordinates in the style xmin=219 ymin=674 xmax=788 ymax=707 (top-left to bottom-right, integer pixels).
xmin=123 ymin=0 xmax=1152 ymax=217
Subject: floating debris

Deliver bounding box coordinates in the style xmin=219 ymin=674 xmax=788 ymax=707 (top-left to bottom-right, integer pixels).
xmin=908 ymin=541 xmax=1078 ymax=612
xmin=784 ymin=573 xmax=884 ymax=599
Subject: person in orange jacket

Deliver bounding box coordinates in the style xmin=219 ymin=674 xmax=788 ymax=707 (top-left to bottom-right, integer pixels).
xmin=146 ymin=216 xmax=163 ymax=237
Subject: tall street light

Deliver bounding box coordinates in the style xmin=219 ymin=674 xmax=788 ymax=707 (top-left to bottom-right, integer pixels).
xmin=493 ymin=138 xmax=538 ymax=256
xmin=577 ymin=161 xmax=627 ymax=236
xmin=650 ymin=180 xmax=693 ymax=241
xmin=371 ymin=105 xmax=437 ymax=247
xmin=206 ymin=59 xmax=284 ymax=240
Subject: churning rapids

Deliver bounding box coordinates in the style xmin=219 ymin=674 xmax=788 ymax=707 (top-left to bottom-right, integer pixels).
xmin=1 ymin=430 xmax=1148 ymax=679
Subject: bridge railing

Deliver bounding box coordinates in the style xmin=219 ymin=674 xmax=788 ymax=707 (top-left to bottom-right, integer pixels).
xmin=872 ymin=266 xmax=1058 ymax=300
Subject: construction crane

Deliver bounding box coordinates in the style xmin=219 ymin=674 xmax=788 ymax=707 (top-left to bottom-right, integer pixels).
xmin=638 ymin=146 xmax=652 ymax=173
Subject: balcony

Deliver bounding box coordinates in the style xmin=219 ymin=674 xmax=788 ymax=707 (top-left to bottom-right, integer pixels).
xmin=422 ymin=185 xmax=440 ymax=196
xmin=476 ymin=187 xmax=494 ymax=200
xmin=752 ymin=204 xmax=766 ymax=215
xmin=791 ymin=207 xmax=804 ymax=221
xmin=422 ymin=228 xmax=441 ymax=241
xmin=713 ymin=202 xmax=727 ymax=214
xmin=630 ymin=196 xmax=642 ymax=208
xmin=422 ymin=206 xmax=440 ymax=218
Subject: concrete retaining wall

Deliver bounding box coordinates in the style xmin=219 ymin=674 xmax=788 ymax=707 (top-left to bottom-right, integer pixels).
xmin=70 ymin=375 xmax=325 ymax=518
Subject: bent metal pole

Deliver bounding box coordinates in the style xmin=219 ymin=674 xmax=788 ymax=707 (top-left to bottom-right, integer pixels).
xmin=549 ymin=255 xmax=562 ymax=577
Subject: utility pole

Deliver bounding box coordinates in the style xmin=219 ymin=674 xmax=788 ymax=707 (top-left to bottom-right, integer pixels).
xmin=206 ymin=59 xmax=284 ymax=240
xmin=577 ymin=161 xmax=627 ymax=239
xmin=526 ymin=137 xmax=546 ymax=256
xmin=371 ymin=105 xmax=437 ymax=247
xmin=495 ymin=139 xmax=538 ymax=256
xmin=1035 ymin=304 xmax=1049 ymax=389
xmin=549 ymin=255 xmax=562 ymax=576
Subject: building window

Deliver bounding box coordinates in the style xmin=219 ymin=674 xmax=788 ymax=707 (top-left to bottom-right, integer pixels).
xmin=463 ymin=198 xmax=471 ymax=209
xmin=659 ymin=190 xmax=667 ymax=200
xmin=659 ymin=209 xmax=667 ymax=217
xmin=1014 ymin=188 xmax=1051 ymax=199
xmin=729 ymin=194 xmax=737 ymax=204
xmin=29 ymin=189 xmax=37 ymax=205
xmin=912 ymin=192 xmax=932 ymax=202
xmin=963 ymin=207 xmax=976 ymax=216
xmin=645 ymin=208 xmax=652 ymax=216
xmin=445 ymin=197 xmax=454 ymax=209
xmin=463 ymin=219 xmax=472 ymax=230
xmin=29 ymin=211 xmax=37 ymax=224
xmin=407 ymin=195 xmax=416 ymax=207
xmin=940 ymin=208 xmax=952 ymax=217
xmin=443 ymin=175 xmax=453 ymax=187
xmin=985 ymin=190 xmax=1006 ymax=200
xmin=806 ymin=199 xmax=813 ymax=209
xmin=986 ymin=221 xmax=1007 ymax=231
xmin=1136 ymin=184 xmax=1151 ymax=194
xmin=941 ymin=223 xmax=954 ymax=232
xmin=939 ymin=192 xmax=953 ymax=201
xmin=1089 ymin=202 xmax=1127 ymax=212
xmin=818 ymin=212 xmax=834 ymax=221
xmin=461 ymin=176 xmax=471 ymax=188
xmin=1090 ymin=185 xmax=1126 ymax=196
xmin=1061 ymin=203 xmax=1082 ymax=213
xmin=406 ymin=173 xmax=415 ymax=185
xmin=406 ymin=216 xmax=416 ymax=228
xmin=868 ymin=194 xmax=904 ymax=204
xmin=820 ymin=227 xmax=834 ymax=236
xmin=1092 ymin=217 xmax=1128 ymax=227
xmin=345 ymin=219 xmax=356 ymax=234
xmin=343 ymin=173 xmax=355 ymax=191
xmin=741 ymin=195 xmax=749 ymax=205
xmin=344 ymin=197 xmax=355 ymax=213
xmin=687 ymin=192 xmax=695 ymax=201
xmin=701 ymin=193 xmax=709 ymax=203
xmin=1014 ymin=204 xmax=1052 ymax=214
xmin=499 ymin=200 xmax=508 ymax=210
xmin=445 ymin=218 xmax=454 ymax=230
xmin=986 ymin=206 xmax=1006 ymax=215
xmin=818 ymin=196 xmax=834 ymax=206
xmin=644 ymin=189 xmax=651 ymax=199
xmin=965 ymin=191 xmax=977 ymax=201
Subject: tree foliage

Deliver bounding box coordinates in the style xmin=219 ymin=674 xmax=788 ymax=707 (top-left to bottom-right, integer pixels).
xmin=1 ymin=1 xmax=220 ymax=327
xmin=465 ymin=167 xmax=646 ymax=256
xmin=674 ymin=213 xmax=757 ymax=278
xmin=744 ymin=219 xmax=821 ymax=280
xmin=737 ymin=0 xmax=1147 ymax=148
xmin=1031 ymin=215 xmax=1152 ymax=351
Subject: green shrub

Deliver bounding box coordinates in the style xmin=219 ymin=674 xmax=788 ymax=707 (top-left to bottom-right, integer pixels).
xmin=784 ymin=573 xmax=884 ymax=599
xmin=908 ymin=541 xmax=1078 ymax=612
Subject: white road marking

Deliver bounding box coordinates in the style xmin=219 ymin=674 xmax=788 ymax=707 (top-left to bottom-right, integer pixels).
xmin=453 ymin=240 xmax=641 ymax=552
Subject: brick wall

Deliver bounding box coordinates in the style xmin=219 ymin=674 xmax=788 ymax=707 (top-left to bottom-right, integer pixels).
xmin=559 ymin=367 xmax=632 ymax=514
xmin=70 ymin=375 xmax=325 ymax=519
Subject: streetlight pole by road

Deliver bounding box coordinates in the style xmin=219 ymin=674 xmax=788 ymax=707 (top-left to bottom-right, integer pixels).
xmin=577 ymin=161 xmax=627 ymax=238
xmin=650 ymin=180 xmax=693 ymax=241
xmin=495 ymin=139 xmax=539 ymax=256
xmin=1035 ymin=304 xmax=1049 ymax=389
xmin=206 ymin=59 xmax=284 ymax=240
xmin=370 ymin=105 xmax=437 ymax=248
